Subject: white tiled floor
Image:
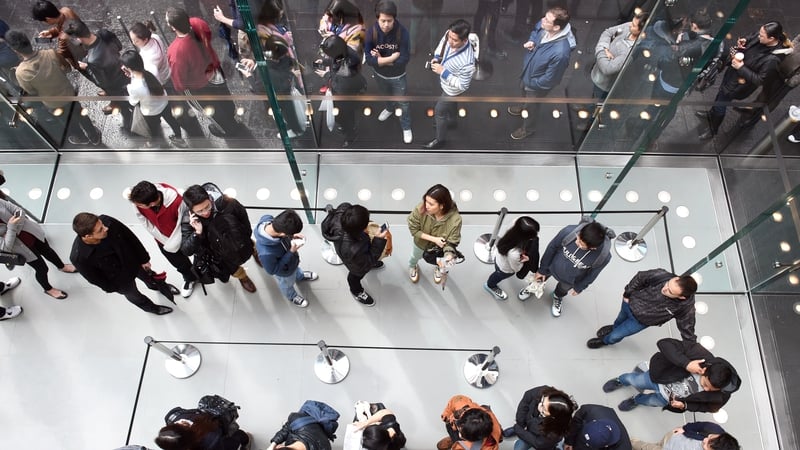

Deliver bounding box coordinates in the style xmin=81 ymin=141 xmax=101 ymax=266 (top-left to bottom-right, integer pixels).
xmin=0 ymin=156 xmax=776 ymax=449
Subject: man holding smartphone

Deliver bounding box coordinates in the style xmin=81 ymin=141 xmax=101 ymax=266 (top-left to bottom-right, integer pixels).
xmin=254 ymin=210 xmax=318 ymax=308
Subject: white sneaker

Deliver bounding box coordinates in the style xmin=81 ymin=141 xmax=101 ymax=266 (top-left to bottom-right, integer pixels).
xmin=403 ymin=129 xmax=413 ymax=144
xmin=0 ymin=277 xmax=21 ymax=295
xmin=378 ymin=109 xmax=392 ymax=121
xmin=789 ymin=134 xmax=800 ymax=143
xmin=301 ymin=271 xmax=319 ymax=281
xmin=518 ymin=286 xmax=531 ymax=301
xmin=551 ymin=293 xmax=563 ymax=317
xmin=0 ymin=305 xmax=22 ymax=321
xmin=180 ymin=281 xmax=195 ymax=298
xmin=291 ymin=294 xmax=309 ymax=308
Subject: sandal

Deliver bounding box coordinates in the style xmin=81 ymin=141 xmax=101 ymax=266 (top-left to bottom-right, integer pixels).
xmin=45 ymin=289 xmax=68 ymax=300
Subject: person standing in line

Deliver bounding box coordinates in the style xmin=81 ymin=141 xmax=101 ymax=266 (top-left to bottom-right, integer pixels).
xmin=587 ymin=268 xmax=697 ymax=349
xmin=180 ymin=183 xmax=257 ymax=293
xmin=31 ymin=0 xmax=84 ymax=71
xmin=505 ymin=385 xmax=576 ymax=450
xmin=321 ymin=203 xmax=387 ymax=306
xmin=70 ymin=212 xmax=174 ymax=315
xmin=365 ymin=0 xmax=413 ymax=144
xmin=128 ymin=181 xmax=197 ymax=299
xmin=1 ymin=195 xmax=74 ymax=300
xmin=5 ymin=30 xmax=101 ymax=146
xmin=121 ymin=50 xmax=185 ymax=148
xmin=0 ymin=277 xmax=22 ymax=321
xmin=483 ymin=216 xmax=540 ymax=301
xmin=591 ymin=12 xmax=648 ymax=99
xmin=630 ymin=422 xmax=739 ymax=450
xmin=165 ymin=6 xmax=243 ymax=138
xmin=508 ymin=7 xmax=575 ymax=140
xmin=563 ymin=404 xmax=631 ymax=450
xmin=407 ymin=184 xmax=462 ymax=284
xmin=64 ymin=19 xmax=133 ymax=131
xmin=254 ymin=209 xmax=319 ymax=308
xmin=421 ymin=19 xmax=475 ymax=150
xmin=697 ymin=21 xmax=791 ymax=140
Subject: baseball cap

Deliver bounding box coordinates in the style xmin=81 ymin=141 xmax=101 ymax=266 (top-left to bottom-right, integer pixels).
xmin=578 ymin=419 xmax=621 ymax=448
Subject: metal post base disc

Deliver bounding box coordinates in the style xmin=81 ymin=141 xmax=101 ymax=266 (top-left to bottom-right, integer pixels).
xmin=164 ymin=344 xmax=202 ymax=379
xmin=321 ymin=240 xmax=343 ymax=265
xmin=314 ymin=349 xmax=350 ymax=384
xmin=473 ymin=233 xmax=497 ymax=264
xmin=614 ymin=232 xmax=648 ymax=262
xmin=463 ymin=353 xmax=500 ymax=388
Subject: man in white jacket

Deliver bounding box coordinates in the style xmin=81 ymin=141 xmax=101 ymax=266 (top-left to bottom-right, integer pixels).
xmin=128 ymin=180 xmax=197 ymax=298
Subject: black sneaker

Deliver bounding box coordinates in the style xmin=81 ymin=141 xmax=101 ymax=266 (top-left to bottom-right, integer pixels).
xmin=372 ymin=261 xmax=385 ymax=269
xmin=618 ymin=397 xmax=638 ymax=411
xmin=352 ymin=291 xmax=375 ymax=307
xmin=587 ymin=337 xmax=607 ymax=349
xmin=597 ymin=325 xmax=614 ymax=338
xmin=602 ymin=378 xmax=624 ymax=392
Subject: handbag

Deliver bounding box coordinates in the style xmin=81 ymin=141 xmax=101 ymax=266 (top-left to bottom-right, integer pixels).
xmin=422 ymin=246 xmax=465 ymax=265
xmin=0 ymin=250 xmax=25 ymax=268
xmin=130 ymin=105 xmax=150 ymax=137
xmin=290 ymin=85 xmax=308 ymax=132
xmin=366 ymin=222 xmax=392 ymax=260
xmin=318 ymin=89 xmax=335 ymax=131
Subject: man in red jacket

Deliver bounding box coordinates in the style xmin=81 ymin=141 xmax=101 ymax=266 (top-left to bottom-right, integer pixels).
xmin=129 ymin=181 xmax=197 ymax=298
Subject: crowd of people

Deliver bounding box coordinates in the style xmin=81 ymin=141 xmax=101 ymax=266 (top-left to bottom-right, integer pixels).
xmin=1 ymin=1 xmax=799 ymax=149
xmin=2 ymin=171 xmax=745 ymax=449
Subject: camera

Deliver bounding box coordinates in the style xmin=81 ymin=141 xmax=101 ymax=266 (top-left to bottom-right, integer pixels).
xmin=313 ymin=60 xmax=325 ymax=71
xmin=235 ymin=61 xmax=252 ymax=75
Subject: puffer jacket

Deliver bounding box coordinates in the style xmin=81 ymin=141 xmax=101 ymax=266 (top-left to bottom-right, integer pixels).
xmin=321 ymin=202 xmax=386 ymax=277
xmin=512 ymin=386 xmax=565 ymax=450
xmin=520 ymin=21 xmax=576 ymax=91
xmin=270 ymin=412 xmax=331 ymax=450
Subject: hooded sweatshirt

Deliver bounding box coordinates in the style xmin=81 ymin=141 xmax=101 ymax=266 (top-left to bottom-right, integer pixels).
xmin=538 ymin=222 xmax=611 ymax=292
xmin=321 ymin=203 xmax=386 ymax=277
xmin=254 ymin=214 xmax=300 ymax=277
xmin=520 ymin=20 xmax=576 ymax=91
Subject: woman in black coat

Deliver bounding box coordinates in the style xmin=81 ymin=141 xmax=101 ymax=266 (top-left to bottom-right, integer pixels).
xmin=507 ymin=385 xmax=576 ymax=450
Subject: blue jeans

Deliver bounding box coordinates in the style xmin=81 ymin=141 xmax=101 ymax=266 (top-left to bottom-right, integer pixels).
xmin=374 ymin=72 xmax=411 ymax=130
xmin=274 ymin=267 xmax=304 ymax=300
xmin=487 ymin=264 xmax=513 ymax=288
xmin=603 ymin=300 xmax=648 ymax=344
xmin=513 ymin=439 xmax=532 ymax=450
xmin=619 ymin=371 xmax=668 ymax=407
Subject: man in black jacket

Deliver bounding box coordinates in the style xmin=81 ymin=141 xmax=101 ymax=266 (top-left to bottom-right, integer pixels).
xmin=603 ymin=338 xmax=740 ymax=413
xmin=70 ymin=212 xmax=173 ymax=315
xmin=587 ymin=269 xmax=697 ymax=348
xmin=181 ymin=183 xmax=256 ymax=293
xmin=564 ymin=404 xmax=630 ymax=450
xmin=321 ymin=203 xmax=387 ymax=306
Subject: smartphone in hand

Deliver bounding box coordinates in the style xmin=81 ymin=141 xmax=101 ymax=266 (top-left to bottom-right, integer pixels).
xmin=13 ymin=210 xmax=23 ymax=218
xmin=380 ymin=223 xmax=388 ymax=232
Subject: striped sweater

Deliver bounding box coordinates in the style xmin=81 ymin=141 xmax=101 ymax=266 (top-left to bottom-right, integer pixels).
xmin=433 ymin=34 xmax=475 ymax=96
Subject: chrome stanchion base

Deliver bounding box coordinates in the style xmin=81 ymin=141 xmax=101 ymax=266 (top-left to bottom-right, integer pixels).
xmin=614 ymin=232 xmax=647 ymax=262
xmin=321 ymin=240 xmax=343 ymax=265
xmin=164 ymin=344 xmax=202 ymax=379
xmin=463 ymin=353 xmax=500 ymax=388
xmin=473 ymin=233 xmax=497 ymax=264
xmin=314 ymin=349 xmax=350 ymax=384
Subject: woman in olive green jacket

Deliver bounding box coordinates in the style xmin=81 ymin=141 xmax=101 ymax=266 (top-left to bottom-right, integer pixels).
xmin=406 ymin=184 xmax=462 ymax=284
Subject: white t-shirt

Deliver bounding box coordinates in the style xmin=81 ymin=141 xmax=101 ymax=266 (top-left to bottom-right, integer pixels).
xmin=127 ymin=76 xmax=168 ymax=116
xmin=139 ymin=34 xmax=171 ymax=85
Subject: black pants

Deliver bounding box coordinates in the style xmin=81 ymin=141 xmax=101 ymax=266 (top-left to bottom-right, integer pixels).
xmin=347 ymin=272 xmax=365 ymax=295
xmin=143 ymin=108 xmax=183 ymax=140
xmin=116 ymin=273 xmax=161 ymax=313
xmin=159 ymin=243 xmax=197 ymax=283
xmin=25 ymin=238 xmax=66 ymax=291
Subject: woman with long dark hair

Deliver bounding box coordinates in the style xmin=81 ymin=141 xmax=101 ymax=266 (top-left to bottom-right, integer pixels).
xmin=120 ymin=50 xmax=185 ymax=148
xmin=406 ymin=184 xmax=462 ymax=284
xmin=0 ymin=196 xmax=73 ymax=299
xmin=483 ymin=216 xmax=540 ymax=301
xmin=507 ymin=386 xmax=576 ymax=450
xmin=351 ymin=402 xmax=406 ymax=450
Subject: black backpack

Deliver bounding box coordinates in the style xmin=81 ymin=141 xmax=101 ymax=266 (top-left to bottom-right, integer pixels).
xmin=164 ymin=394 xmax=241 ymax=437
